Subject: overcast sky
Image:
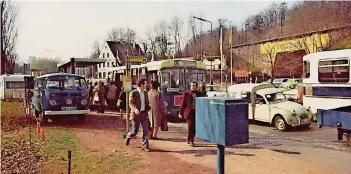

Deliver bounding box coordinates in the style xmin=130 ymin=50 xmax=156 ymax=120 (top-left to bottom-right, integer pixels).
xmin=14 ymin=0 xmax=295 ymax=63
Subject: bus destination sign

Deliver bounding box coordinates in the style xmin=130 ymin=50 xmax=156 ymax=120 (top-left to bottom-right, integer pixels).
xmin=174 ymin=60 xmax=197 ymax=67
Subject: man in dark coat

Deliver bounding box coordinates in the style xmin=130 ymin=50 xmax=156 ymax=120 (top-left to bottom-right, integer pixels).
xmin=179 ymin=82 xmax=203 ymax=146
xmin=125 ymin=79 xmax=151 ymax=152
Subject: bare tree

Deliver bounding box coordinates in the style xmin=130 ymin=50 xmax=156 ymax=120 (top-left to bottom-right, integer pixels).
xmin=188 ymin=15 xmax=197 ymax=58
xmin=89 ymin=40 xmax=101 ymax=58
xmin=107 ymin=27 xmax=136 ymax=43
xmin=153 ymin=20 xmax=170 ymax=59
xmin=170 ymin=15 xmax=184 ymax=57
xmin=1 ymin=0 xmax=18 ymax=74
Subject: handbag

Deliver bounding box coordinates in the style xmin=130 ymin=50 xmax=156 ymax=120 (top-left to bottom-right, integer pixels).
xmin=161 ymin=116 xmax=168 ymax=131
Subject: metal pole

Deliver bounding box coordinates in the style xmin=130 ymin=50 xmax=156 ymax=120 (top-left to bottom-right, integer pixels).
xmin=217 ymin=144 xmax=225 ymax=174
xmin=126 ymin=51 xmax=130 ymax=132
xmin=220 ymin=27 xmax=223 ymax=91
xmin=68 ymin=150 xmax=71 ymax=174
xmin=230 ymin=24 xmax=233 ymax=85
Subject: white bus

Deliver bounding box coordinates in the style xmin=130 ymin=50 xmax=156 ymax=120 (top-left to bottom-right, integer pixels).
xmin=300 ymin=49 xmax=351 ymax=117
xmin=0 ymin=74 xmax=30 ymax=100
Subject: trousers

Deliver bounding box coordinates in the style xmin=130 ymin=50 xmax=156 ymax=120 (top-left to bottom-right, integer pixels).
xmin=126 ymin=111 xmax=149 ymax=149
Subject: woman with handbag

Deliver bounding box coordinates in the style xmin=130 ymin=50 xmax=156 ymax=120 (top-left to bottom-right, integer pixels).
xmin=148 ymin=80 xmax=166 ymax=140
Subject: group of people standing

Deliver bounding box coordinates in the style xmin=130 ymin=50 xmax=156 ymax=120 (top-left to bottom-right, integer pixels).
xmin=87 ymin=81 xmax=126 ymax=114
xmin=88 ymin=79 xmax=204 ymax=152
xmin=125 ymin=79 xmax=204 ymax=152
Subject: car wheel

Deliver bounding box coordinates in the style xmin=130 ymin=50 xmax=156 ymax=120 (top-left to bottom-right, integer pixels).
xmin=274 ymin=116 xmax=287 ymax=131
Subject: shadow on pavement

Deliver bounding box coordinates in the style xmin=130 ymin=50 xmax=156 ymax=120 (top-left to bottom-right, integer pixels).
xmin=150 ymin=148 xmax=255 ymax=157
xmin=270 ymin=149 xmax=301 ymax=155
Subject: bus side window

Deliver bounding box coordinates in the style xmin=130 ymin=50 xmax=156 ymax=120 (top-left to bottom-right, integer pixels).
xmin=303 ymin=61 xmax=310 ymax=78
xmin=318 ymin=59 xmax=349 ymax=83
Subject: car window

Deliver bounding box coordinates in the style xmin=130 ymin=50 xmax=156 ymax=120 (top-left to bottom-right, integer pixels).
xmin=255 ymin=94 xmax=266 ymax=104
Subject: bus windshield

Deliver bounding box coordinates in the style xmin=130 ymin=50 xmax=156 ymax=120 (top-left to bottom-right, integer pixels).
xmin=160 ymin=68 xmax=206 ymax=92
xmin=46 ymin=76 xmax=87 ymax=89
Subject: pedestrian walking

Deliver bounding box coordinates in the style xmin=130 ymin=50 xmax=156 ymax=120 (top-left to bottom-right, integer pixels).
xmin=148 ymin=80 xmax=165 ymax=140
xmin=179 ymin=82 xmax=203 ymax=146
xmin=107 ymin=81 xmax=118 ymax=109
xmin=94 ymin=81 xmax=106 ymax=113
xmin=125 ymin=79 xmax=151 ymax=152
xmin=117 ymin=87 xmax=126 ymax=117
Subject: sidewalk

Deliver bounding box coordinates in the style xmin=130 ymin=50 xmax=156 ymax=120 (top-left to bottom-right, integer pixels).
xmin=148 ymin=123 xmax=348 ymax=174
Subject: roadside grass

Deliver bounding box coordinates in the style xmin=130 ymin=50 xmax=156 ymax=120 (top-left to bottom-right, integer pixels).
xmin=1 ymin=101 xmax=27 ymax=131
xmin=41 ymin=127 xmax=141 ymax=174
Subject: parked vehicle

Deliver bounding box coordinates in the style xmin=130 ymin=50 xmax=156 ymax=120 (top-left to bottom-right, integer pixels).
xmin=299 ymin=49 xmax=351 ymax=121
xmin=109 ymin=59 xmax=207 ymax=119
xmin=31 ymin=73 xmax=90 ymax=123
xmin=206 ymin=85 xmax=227 ymax=97
xmin=0 ymin=74 xmax=30 ymax=100
xmin=228 ymin=83 xmax=311 ymax=131
xmin=280 ymin=78 xmax=302 ymax=89
xmin=272 ymin=78 xmax=289 ymax=88
xmin=317 ymin=105 xmax=351 ymax=146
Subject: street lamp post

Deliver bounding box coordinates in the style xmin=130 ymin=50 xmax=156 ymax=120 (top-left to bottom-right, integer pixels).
xmin=193 ymin=16 xmax=213 ymax=50
xmin=193 ymin=16 xmax=213 ymax=85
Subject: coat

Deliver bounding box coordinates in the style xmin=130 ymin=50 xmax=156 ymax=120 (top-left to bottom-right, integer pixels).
xmin=179 ymin=90 xmax=202 ymax=121
xmin=148 ymin=89 xmax=165 ymax=128
xmin=129 ymin=88 xmax=151 ymax=120
xmin=107 ymin=85 xmax=118 ymax=100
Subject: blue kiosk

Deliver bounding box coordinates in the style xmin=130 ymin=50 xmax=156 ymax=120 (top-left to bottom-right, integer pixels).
xmin=196 ymin=97 xmax=249 ymax=174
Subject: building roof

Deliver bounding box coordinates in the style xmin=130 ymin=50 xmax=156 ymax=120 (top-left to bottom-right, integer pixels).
xmin=57 ymin=58 xmax=106 ymax=68
xmin=106 ymin=41 xmax=144 ymax=66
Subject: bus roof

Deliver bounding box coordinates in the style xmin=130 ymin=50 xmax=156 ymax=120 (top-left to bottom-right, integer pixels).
xmin=0 ymin=74 xmax=31 ymax=81
xmin=303 ymin=49 xmax=351 ymax=61
xmin=108 ymin=59 xmax=207 ymax=72
xmin=36 ymin=73 xmax=84 ymax=79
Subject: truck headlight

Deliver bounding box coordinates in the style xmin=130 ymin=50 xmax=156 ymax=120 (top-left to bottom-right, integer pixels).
xmin=49 ymin=99 xmax=57 ymax=106
xmin=164 ymin=102 xmax=168 ymax=108
xmin=81 ymin=99 xmax=88 ymax=105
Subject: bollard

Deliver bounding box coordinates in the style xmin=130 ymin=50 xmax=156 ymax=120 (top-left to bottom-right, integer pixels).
xmin=41 ymin=128 xmax=45 ymax=141
xmin=217 ymin=144 xmax=225 ymax=174
xmin=68 ymin=150 xmax=72 ymax=174
xmin=37 ymin=122 xmax=41 ymax=134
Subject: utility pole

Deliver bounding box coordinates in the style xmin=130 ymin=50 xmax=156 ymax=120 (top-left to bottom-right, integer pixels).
xmin=220 ymin=27 xmax=223 ymax=91
xmin=229 ymin=21 xmax=233 ymax=85
xmin=1 ymin=2 xmax=5 ymax=74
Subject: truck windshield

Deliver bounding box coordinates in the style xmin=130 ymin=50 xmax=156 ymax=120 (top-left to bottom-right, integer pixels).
xmin=46 ymin=76 xmax=87 ymax=89
xmin=160 ymin=68 xmax=205 ymax=92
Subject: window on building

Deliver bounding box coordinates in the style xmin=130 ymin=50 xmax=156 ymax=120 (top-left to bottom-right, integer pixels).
xmin=108 ymin=72 xmax=111 ymax=77
xmin=303 ymin=61 xmax=310 ymax=78
xmin=103 ymin=53 xmax=105 ymax=58
xmin=318 ymin=58 xmax=349 ymax=84
xmin=107 ymin=62 xmax=110 ymax=67
xmin=107 ymin=53 xmax=109 ymax=58
xmin=103 ymin=63 xmax=105 ymax=68
xmin=112 ymin=62 xmax=115 ymax=67
xmin=103 ymin=72 xmax=106 ymax=78
xmin=99 ymin=73 xmax=102 ymax=78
